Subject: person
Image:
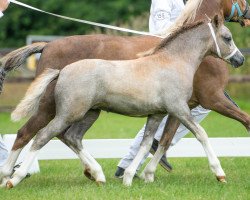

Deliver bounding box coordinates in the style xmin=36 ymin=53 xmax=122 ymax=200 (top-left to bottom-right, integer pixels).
xmin=0 ymin=0 xmax=10 ymax=169
xmin=115 ymin=0 xmax=211 ymax=178
xmin=0 ymin=0 xmax=10 ymax=18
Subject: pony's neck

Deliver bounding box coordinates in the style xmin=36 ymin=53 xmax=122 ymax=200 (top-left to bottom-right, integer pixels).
xmin=196 ymin=0 xmax=223 ymax=20
xmin=161 ymin=23 xmax=212 ymax=71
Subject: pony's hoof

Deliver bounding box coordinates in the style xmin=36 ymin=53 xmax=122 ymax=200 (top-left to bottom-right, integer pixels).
xmin=84 ymin=169 xmax=95 ymax=181
xmin=216 ymin=176 xmax=227 ymax=183
xmin=6 ymin=181 xmax=13 ymax=189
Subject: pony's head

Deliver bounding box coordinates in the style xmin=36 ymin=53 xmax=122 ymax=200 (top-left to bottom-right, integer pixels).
xmin=223 ymin=0 xmax=250 ymax=26
xmin=209 ymin=14 xmax=245 ymax=68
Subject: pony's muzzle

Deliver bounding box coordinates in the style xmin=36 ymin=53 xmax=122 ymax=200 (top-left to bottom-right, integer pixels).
xmin=229 ymin=51 xmax=245 ymax=68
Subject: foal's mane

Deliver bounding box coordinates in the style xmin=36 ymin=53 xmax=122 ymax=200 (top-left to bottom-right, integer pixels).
xmin=154 ymin=20 xmax=204 ymax=53
xmin=159 ymin=0 xmax=204 ymax=37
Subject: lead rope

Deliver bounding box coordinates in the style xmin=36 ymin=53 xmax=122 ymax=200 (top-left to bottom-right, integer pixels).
xmin=9 ymin=0 xmax=164 ymax=39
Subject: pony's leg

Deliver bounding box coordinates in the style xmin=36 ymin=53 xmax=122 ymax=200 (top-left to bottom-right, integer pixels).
xmin=57 ymin=109 xmax=102 ymax=181
xmin=201 ymin=91 xmax=250 ymax=132
xmin=123 ymin=114 xmax=164 ymax=187
xmin=141 ymin=115 xmax=180 ymax=183
xmin=0 ymin=110 xmax=54 ymax=186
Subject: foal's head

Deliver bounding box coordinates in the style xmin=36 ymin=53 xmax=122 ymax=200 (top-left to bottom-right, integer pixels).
xmin=208 ymin=14 xmax=245 ymax=67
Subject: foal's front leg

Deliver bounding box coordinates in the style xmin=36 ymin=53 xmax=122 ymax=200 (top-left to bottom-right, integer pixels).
xmin=141 ymin=115 xmax=180 ymax=183
xmin=123 ymin=114 xmax=164 ymax=187
xmin=176 ymin=106 xmax=226 ymax=182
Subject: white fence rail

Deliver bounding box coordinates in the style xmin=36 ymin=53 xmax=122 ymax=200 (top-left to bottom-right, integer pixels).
xmin=3 ymin=135 xmax=250 ymax=159
xmin=3 ymin=134 xmax=250 ymax=174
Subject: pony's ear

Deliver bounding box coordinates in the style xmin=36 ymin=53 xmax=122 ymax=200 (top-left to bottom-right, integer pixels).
xmin=212 ymin=14 xmax=223 ymax=28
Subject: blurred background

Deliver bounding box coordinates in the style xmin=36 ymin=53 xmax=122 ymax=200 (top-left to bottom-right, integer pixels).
xmin=0 ymin=0 xmax=249 ymax=137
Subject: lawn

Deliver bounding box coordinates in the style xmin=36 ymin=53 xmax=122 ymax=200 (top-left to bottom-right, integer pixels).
xmin=0 ymin=158 xmax=249 ymax=200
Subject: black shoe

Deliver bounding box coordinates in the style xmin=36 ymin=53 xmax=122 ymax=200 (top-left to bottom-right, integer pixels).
xmin=11 ymin=163 xmax=31 ymax=179
xmin=115 ymin=167 xmax=125 ymax=178
xmin=150 ymin=139 xmax=173 ymax=172
xmin=114 ymin=167 xmax=139 ymax=179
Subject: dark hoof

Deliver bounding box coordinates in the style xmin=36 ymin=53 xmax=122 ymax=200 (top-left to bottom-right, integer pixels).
xmin=96 ymin=181 xmax=105 ymax=186
xmin=84 ymin=169 xmax=95 ymax=181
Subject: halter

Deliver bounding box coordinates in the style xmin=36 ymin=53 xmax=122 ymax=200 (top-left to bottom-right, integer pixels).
xmin=207 ymin=22 xmax=239 ymax=61
xmin=225 ymin=0 xmax=249 ymax=22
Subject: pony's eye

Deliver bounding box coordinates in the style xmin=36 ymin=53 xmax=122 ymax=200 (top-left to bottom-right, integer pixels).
xmin=223 ymin=36 xmax=232 ymax=43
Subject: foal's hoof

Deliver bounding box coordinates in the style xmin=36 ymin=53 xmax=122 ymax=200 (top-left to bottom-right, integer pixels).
xmin=6 ymin=181 xmax=14 ymax=189
xmin=96 ymin=181 xmax=105 ymax=186
xmin=84 ymin=169 xmax=95 ymax=181
xmin=216 ymin=176 xmax=227 ymax=183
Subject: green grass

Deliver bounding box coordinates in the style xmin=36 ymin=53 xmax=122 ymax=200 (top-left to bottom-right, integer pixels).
xmin=0 ymin=158 xmax=249 ymax=200
xmin=1 ymin=101 xmax=249 ymax=137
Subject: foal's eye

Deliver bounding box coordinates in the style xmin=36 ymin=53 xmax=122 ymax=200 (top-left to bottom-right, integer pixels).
xmin=223 ymin=36 xmax=232 ymax=43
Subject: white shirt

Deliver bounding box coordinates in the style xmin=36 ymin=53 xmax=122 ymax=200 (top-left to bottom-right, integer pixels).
xmin=0 ymin=12 xmax=3 ymax=18
xmin=149 ymin=0 xmax=185 ymax=34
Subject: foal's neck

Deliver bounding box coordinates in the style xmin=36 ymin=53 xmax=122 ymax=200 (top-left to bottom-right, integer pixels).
xmin=161 ymin=24 xmax=212 ymax=71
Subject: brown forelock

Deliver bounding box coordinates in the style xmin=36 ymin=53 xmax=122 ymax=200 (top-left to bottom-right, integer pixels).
xmin=153 ymin=20 xmax=205 ymax=53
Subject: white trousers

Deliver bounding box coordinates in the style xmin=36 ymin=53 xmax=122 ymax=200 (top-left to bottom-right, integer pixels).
xmin=118 ymin=105 xmax=210 ymax=169
xmin=0 ymin=135 xmax=8 ymax=167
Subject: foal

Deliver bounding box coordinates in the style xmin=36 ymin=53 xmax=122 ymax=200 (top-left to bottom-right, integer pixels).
xmin=9 ymin=16 xmax=244 ymax=188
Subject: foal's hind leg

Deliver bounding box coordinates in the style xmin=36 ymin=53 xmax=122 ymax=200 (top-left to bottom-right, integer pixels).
xmin=57 ymin=109 xmax=102 ymax=181
xmin=6 ymin=113 xmax=105 ymax=188
xmin=0 ymin=110 xmax=54 ymax=187
xmin=5 ymin=116 xmax=69 ymax=188
xmin=123 ymin=114 xmax=164 ymax=186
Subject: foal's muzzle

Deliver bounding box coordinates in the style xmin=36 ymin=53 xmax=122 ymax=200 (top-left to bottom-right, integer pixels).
xmin=229 ymin=51 xmax=245 ymax=68
xmin=0 ymin=68 xmax=6 ymax=94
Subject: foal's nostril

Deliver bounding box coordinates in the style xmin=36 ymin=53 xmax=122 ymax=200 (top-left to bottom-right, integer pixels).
xmin=241 ymin=56 xmax=245 ymax=64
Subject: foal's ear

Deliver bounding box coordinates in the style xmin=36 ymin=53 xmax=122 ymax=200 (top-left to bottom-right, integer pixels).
xmin=212 ymin=14 xmax=223 ymax=28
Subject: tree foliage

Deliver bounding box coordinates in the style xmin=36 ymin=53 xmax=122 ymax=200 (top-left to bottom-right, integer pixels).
xmin=0 ymin=0 xmax=150 ymax=47
xmin=0 ymin=0 xmax=249 ymax=50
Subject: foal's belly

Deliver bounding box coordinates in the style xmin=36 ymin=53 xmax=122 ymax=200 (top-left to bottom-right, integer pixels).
xmin=93 ymin=96 xmax=166 ymax=117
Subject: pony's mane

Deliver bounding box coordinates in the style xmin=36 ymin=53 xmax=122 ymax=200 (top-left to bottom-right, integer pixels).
xmin=154 ymin=20 xmax=204 ymax=52
xmin=158 ymin=0 xmax=204 ymax=37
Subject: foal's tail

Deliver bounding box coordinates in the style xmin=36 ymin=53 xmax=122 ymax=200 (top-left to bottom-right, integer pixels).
xmin=11 ymin=68 xmax=60 ymax=122
xmin=0 ymin=42 xmax=47 ymax=93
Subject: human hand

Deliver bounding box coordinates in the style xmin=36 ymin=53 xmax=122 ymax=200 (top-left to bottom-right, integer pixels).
xmin=0 ymin=0 xmax=10 ymax=12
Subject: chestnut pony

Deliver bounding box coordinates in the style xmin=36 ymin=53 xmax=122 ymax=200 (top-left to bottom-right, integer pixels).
xmin=0 ymin=0 xmax=249 ymax=186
